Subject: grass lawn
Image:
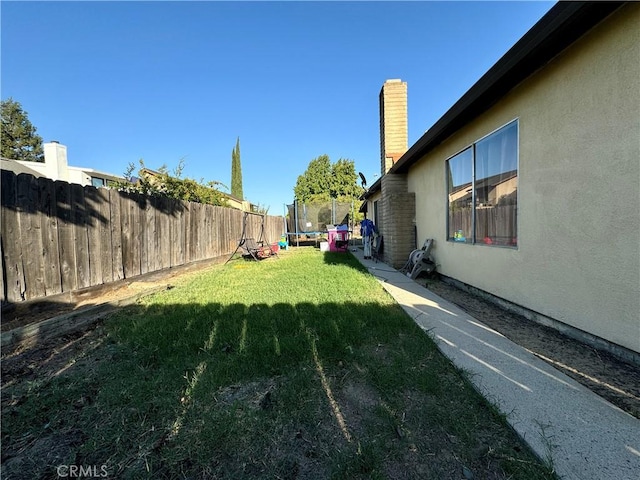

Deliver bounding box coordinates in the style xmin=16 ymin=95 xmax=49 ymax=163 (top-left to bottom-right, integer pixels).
xmin=1 ymin=248 xmax=556 ymax=479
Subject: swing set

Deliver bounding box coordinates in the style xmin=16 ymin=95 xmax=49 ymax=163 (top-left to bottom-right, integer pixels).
xmin=225 ymin=211 xmax=278 ymax=264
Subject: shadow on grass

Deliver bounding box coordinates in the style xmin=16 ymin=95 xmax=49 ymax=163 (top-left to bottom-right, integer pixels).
xmin=1 ymin=299 xmax=557 ymax=480
xmin=321 ymin=250 xmax=366 ymax=270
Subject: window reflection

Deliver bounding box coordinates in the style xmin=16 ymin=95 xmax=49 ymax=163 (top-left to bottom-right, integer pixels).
xmin=446 ymin=120 xmax=518 ymax=247
xmin=447 ymin=147 xmax=473 ymax=243
xmin=475 ymin=122 xmax=518 ymax=246
xmin=91 ymin=177 xmax=106 ymax=188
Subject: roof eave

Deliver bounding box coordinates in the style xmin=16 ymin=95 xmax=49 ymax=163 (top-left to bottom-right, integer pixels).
xmin=389 ymin=1 xmax=625 ymax=174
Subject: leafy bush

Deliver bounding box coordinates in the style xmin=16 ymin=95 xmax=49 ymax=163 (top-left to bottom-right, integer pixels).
xmin=113 ymin=159 xmax=229 ymax=206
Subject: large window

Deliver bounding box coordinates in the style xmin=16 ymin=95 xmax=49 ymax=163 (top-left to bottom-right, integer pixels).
xmin=446 ymin=120 xmax=518 ymax=247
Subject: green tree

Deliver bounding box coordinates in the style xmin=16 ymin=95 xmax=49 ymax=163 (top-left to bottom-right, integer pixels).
xmin=294 ymin=154 xmax=364 ymax=203
xmin=231 ymin=137 xmax=244 ymax=199
xmin=1 ymin=98 xmax=44 ymax=162
xmin=294 ymin=154 xmax=332 ymax=203
xmin=330 ymin=158 xmax=363 ymax=201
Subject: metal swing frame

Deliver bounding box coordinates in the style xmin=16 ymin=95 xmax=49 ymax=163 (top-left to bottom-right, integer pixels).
xmin=225 ymin=211 xmax=277 ymax=263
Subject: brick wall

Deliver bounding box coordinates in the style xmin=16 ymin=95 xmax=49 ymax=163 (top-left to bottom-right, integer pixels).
xmin=381 ymin=173 xmax=415 ymax=268
xmin=379 ymin=80 xmax=408 ymax=176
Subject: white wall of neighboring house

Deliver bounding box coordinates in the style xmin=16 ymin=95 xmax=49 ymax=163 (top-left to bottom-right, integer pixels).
xmin=407 ymin=4 xmax=639 ymax=355
xmin=9 ymin=141 xmax=123 ymax=187
xmin=46 ymin=141 xmax=69 ymax=180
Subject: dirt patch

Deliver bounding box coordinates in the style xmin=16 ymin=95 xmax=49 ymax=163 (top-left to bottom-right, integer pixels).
xmin=2 ymin=324 xmax=108 ymax=388
xmin=415 ymin=276 xmax=640 ymax=419
xmin=1 ymin=257 xmax=232 ymax=334
xmin=1 ymin=281 xmax=172 ymax=333
xmin=2 ymin=429 xmax=87 ymax=479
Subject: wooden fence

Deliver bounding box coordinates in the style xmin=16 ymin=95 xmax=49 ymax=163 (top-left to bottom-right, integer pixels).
xmin=1 ymin=170 xmax=284 ymax=304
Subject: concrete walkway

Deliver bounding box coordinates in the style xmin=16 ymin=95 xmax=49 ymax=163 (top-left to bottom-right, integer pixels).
xmin=350 ymin=248 xmax=640 ymax=480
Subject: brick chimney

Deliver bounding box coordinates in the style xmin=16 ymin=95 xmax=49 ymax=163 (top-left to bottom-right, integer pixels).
xmin=378 ymin=79 xmax=415 ymax=268
xmin=379 ymin=79 xmax=408 ymax=175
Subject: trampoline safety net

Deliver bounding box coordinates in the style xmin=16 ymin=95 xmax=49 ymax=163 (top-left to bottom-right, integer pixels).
xmin=286 ymin=200 xmax=353 ymax=239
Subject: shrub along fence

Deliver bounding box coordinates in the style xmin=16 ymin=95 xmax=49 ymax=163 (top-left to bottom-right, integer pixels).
xmin=1 ymin=170 xmax=284 ymax=304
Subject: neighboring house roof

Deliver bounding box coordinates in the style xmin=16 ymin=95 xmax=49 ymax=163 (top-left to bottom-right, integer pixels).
xmin=72 ymin=166 xmax=124 ymax=182
xmin=389 ymin=1 xmax=625 ymax=175
xmin=2 ymin=149 xmax=125 ymax=186
xmin=139 ymin=167 xmax=162 ymax=177
xmin=0 ymin=158 xmax=45 ymax=178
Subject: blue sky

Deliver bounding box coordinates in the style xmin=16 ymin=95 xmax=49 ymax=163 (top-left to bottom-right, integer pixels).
xmin=2 ymin=0 xmax=554 ymax=213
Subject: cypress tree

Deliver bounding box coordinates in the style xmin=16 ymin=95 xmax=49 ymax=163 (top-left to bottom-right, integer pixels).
xmin=231 ymin=137 xmax=244 ymax=199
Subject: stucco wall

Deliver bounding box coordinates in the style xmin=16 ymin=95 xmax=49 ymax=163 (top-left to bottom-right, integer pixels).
xmin=408 ymin=4 xmax=639 ymax=353
xmin=364 ymin=191 xmax=383 ymax=231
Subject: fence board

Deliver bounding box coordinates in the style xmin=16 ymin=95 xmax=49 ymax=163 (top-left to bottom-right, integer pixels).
xmin=202 ymin=204 xmax=208 ymax=259
xmin=1 ymin=171 xmax=25 ymax=302
xmin=222 ymin=207 xmax=230 ymax=257
xmin=95 ymin=188 xmax=114 ymax=284
xmin=194 ymin=204 xmax=206 ymax=260
xmin=17 ymin=175 xmax=46 ymax=299
xmin=38 ymin=177 xmax=62 ymax=296
xmin=157 ymin=196 xmax=171 ymax=269
xmin=216 ymin=207 xmax=224 ymax=258
xmin=203 ymin=205 xmax=209 ymax=259
xmin=141 ymin=197 xmax=154 ymax=274
xmin=201 ymin=204 xmax=208 ymax=259
xmin=132 ymin=194 xmax=143 ymax=276
xmin=201 ymin=204 xmax=209 ymax=259
xmin=230 ymin=208 xmax=239 ymax=252
xmin=219 ymin=206 xmax=227 ymax=257
xmin=204 ymin=204 xmax=212 ymax=259
xmin=169 ymin=199 xmax=182 ymax=267
xmin=55 ymin=180 xmax=77 ymax=292
xmin=197 ymin=203 xmax=205 ymax=260
xmin=211 ymin=206 xmax=219 ymax=258
xmin=120 ymin=193 xmax=133 ymax=278
xmin=227 ymin=208 xmax=235 ymax=253
xmin=71 ymin=184 xmax=91 ymax=289
xmin=184 ymin=203 xmax=192 ymax=263
xmin=84 ymin=186 xmax=103 ymax=286
xmin=151 ymin=197 xmax=158 ymax=270
xmin=109 ymin=189 xmax=124 ymax=281
xmin=178 ymin=200 xmax=187 ymax=266
xmin=188 ymin=202 xmax=198 ymax=262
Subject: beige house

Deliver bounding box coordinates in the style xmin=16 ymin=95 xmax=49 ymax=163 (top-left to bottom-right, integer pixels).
xmin=362 ymin=2 xmax=639 ymax=360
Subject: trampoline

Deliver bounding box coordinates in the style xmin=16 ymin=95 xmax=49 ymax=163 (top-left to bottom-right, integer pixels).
xmin=285 ymin=199 xmax=355 ymax=248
